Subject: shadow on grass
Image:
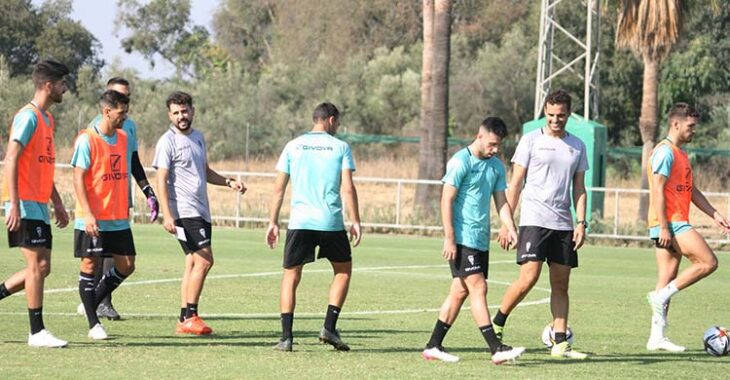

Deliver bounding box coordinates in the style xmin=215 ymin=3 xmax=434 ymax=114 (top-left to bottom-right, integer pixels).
xmin=512 ymin=349 xmax=720 ymax=367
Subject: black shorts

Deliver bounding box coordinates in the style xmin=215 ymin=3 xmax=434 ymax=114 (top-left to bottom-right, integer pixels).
xmin=516 ymin=226 xmax=578 ymax=268
xmin=176 ymin=218 xmax=212 ymax=254
xmin=8 ymin=219 xmax=52 ymax=250
xmin=74 ymin=229 xmax=136 ymax=257
xmin=283 ymin=229 xmax=351 ymax=268
xmin=449 ymin=245 xmax=489 ymax=278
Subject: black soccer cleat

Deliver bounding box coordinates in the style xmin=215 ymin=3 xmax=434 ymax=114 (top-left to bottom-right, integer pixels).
xmin=96 ymin=303 xmax=121 ymax=321
xmin=319 ymin=327 xmax=350 ymax=351
xmin=273 ymin=338 xmax=293 ymax=352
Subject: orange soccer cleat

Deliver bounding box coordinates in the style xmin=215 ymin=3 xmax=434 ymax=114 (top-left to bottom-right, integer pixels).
xmin=176 ymin=316 xmax=213 ymax=335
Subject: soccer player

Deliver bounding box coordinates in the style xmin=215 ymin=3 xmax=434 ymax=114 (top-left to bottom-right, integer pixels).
xmin=267 ymin=102 xmax=362 ymax=352
xmin=77 ymin=77 xmax=159 ymax=321
xmin=493 ymin=90 xmax=589 ymax=359
xmin=422 ymin=117 xmax=525 ymax=364
xmin=72 ymin=90 xmax=137 ymax=340
xmin=0 ymin=60 xmax=70 ymax=347
xmin=153 ymin=91 xmax=246 ymax=335
xmin=645 ymin=103 xmax=730 ymax=352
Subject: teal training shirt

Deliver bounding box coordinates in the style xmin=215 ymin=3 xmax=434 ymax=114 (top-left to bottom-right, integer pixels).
xmin=3 ymin=107 xmax=51 ymax=224
xmin=275 ymin=131 xmax=356 ymax=231
xmin=442 ymin=147 xmax=507 ymax=251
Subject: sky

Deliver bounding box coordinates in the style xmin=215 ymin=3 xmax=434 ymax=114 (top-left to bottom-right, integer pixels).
xmin=32 ymin=0 xmax=220 ymax=79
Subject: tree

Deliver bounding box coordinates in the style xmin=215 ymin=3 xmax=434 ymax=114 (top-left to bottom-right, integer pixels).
xmin=415 ymin=0 xmax=452 ymax=212
xmin=616 ymin=0 xmax=685 ymax=219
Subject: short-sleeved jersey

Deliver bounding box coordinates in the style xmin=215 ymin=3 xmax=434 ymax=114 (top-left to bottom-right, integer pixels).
xmin=512 ymin=128 xmax=589 ymax=230
xmin=152 ymin=127 xmax=210 ymax=222
xmin=442 ymin=147 xmax=507 ymax=251
xmin=89 ymin=115 xmax=139 ymax=206
xmin=275 ymin=131 xmax=356 ymax=231
xmin=647 ymin=140 xmax=692 ymax=227
xmin=3 ymin=106 xmax=52 ymax=223
xmin=71 ymin=127 xmax=134 ymax=231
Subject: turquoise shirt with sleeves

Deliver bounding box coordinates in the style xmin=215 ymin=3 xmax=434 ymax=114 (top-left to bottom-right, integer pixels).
xmin=3 ymin=107 xmax=51 ymax=224
xmin=70 ymin=127 xmax=135 ymax=231
xmin=442 ymin=147 xmax=507 ymax=251
xmin=275 ymin=131 xmax=356 ymax=231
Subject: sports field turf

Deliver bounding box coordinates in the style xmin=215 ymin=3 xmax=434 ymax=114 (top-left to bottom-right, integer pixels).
xmin=1 ymin=225 xmax=728 ymax=379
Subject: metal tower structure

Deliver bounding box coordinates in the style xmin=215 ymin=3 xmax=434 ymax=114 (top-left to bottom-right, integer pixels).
xmin=534 ymin=0 xmax=601 ymax=120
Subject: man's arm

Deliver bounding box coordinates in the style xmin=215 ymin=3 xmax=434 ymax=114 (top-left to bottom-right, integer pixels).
xmin=441 ymin=184 xmax=458 ymax=260
xmin=651 ymin=173 xmax=672 ymax=248
xmin=156 ymin=168 xmax=176 ymax=234
xmin=266 ymin=172 xmax=289 ymax=248
xmin=3 ymin=140 xmax=23 ymax=231
xmin=572 ymin=170 xmax=587 ymax=250
xmin=50 ymin=184 xmax=69 ymax=228
xmin=206 ymin=165 xmax=246 ymax=193
xmin=498 ymin=163 xmax=527 ymax=248
xmin=341 ymin=169 xmax=361 ymax=247
xmin=691 ymin=186 xmax=730 ymax=234
xmin=73 ymin=167 xmax=98 ymax=237
xmin=494 ymin=190 xmax=518 ymax=249
xmin=131 ymin=152 xmax=159 ymax=221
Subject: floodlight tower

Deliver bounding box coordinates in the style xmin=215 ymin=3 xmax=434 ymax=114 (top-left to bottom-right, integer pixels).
xmin=534 ymin=0 xmax=601 ymax=120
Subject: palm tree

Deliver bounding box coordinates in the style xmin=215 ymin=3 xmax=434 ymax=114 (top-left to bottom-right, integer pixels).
xmin=415 ymin=0 xmax=452 ymax=213
xmin=615 ymin=0 xmax=685 ymax=219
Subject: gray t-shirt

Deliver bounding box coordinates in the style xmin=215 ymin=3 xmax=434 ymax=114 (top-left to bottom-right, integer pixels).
xmin=512 ymin=128 xmax=589 ymax=230
xmin=152 ymin=127 xmax=211 ymax=222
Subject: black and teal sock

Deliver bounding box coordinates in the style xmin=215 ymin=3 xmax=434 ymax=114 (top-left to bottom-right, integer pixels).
xmin=480 ymin=324 xmax=502 ymax=354
xmin=426 ymin=319 xmax=451 ymax=349
xmin=493 ymin=310 xmax=509 ymax=327
xmin=554 ymin=332 xmax=567 ymax=344
xmin=185 ymin=303 xmax=199 ymax=319
xmin=180 ymin=308 xmax=187 ymax=322
xmin=281 ymin=313 xmax=294 ymax=340
xmin=79 ymin=272 xmax=99 ymax=328
xmin=28 ymin=307 xmax=45 ymax=334
xmin=0 ymin=283 xmax=12 ymax=301
xmin=324 ymin=304 xmax=341 ymax=332
xmin=94 ymin=267 xmax=127 ymax=306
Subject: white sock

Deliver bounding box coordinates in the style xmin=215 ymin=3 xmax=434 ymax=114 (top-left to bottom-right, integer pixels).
xmin=655 ymin=281 xmax=679 ymax=304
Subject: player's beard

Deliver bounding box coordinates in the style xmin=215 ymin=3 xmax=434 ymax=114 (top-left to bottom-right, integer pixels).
xmin=175 ymin=118 xmax=193 ymax=131
xmin=49 ymin=90 xmax=64 ymax=104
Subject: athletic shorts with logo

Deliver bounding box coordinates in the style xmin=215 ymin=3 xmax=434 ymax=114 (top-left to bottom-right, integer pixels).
xmin=283 ymin=229 xmax=351 ymax=268
xmin=449 ymin=245 xmax=489 ymax=278
xmin=74 ymin=228 xmax=136 ymax=257
xmin=8 ymin=219 xmax=52 ymax=250
xmin=176 ymin=217 xmax=212 ymax=254
xmin=516 ymin=226 xmax=578 ymax=268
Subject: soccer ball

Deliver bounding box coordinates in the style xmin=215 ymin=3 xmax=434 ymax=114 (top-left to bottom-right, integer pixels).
xmin=703 ymin=326 xmax=730 ymax=356
xmin=541 ymin=324 xmax=574 ymax=348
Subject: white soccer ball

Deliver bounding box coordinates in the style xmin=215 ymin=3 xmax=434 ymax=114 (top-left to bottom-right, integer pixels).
xmin=703 ymin=326 xmax=730 ymax=356
xmin=541 ymin=324 xmax=574 ymax=348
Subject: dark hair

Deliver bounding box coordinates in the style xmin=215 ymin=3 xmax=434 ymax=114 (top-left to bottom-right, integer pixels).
xmin=480 ymin=117 xmax=508 ymax=139
xmin=106 ymin=77 xmax=130 ymax=87
xmin=32 ymin=59 xmax=70 ymax=89
xmin=99 ymin=90 xmax=130 ymax=109
xmin=166 ymin=91 xmax=193 ymax=109
xmin=312 ymin=102 xmax=339 ymax=122
xmin=544 ymin=89 xmax=572 ymax=111
xmin=667 ymin=102 xmax=700 ymax=121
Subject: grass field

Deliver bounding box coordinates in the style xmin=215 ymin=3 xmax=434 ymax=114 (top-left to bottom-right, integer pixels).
xmin=1 ymin=225 xmax=729 ymax=379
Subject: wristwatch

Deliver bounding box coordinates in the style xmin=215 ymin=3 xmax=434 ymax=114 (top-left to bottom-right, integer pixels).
xmin=576 ymin=220 xmax=588 ymax=227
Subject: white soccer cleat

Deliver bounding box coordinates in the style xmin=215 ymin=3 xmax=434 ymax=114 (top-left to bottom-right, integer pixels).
xmin=88 ymin=323 xmax=108 ymax=340
xmin=77 ymin=303 xmax=86 ymax=316
xmin=28 ymin=329 xmax=68 ymax=348
xmin=646 ymin=337 xmax=685 ymax=352
xmin=491 ymin=345 xmax=525 ymax=364
xmin=550 ymin=341 xmax=588 ymax=359
xmin=422 ymin=346 xmax=460 ymax=363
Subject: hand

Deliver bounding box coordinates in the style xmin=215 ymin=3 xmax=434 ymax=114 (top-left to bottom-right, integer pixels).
xmin=501 ymin=227 xmax=518 ymax=251
xmin=657 ymin=226 xmax=672 ymax=249
xmin=498 ymin=225 xmax=512 ymax=250
xmin=713 ymin=212 xmax=730 ymax=234
xmin=442 ymin=238 xmax=457 ymax=261
xmin=163 ymin=215 xmax=176 ymax=234
xmin=572 ymin=224 xmax=586 ymax=250
xmin=350 ymin=222 xmax=362 ymax=247
xmin=266 ymin=223 xmax=279 ymax=249
xmin=84 ymin=214 xmax=99 ymax=238
xmin=228 ymin=179 xmax=247 ymax=194
xmin=147 ymin=196 xmax=159 ymax=222
xmin=53 ymin=203 xmax=69 ymax=228
xmin=5 ymin=201 xmax=21 ymax=232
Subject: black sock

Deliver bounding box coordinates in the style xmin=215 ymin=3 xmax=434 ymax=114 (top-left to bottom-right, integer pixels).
xmin=95 ymin=267 xmax=127 ymax=306
xmin=79 ymin=272 xmax=99 ymax=328
xmin=493 ymin=310 xmax=509 ymax=327
xmin=480 ymin=324 xmax=502 ymax=354
xmin=426 ymin=320 xmax=451 ymax=349
xmin=185 ymin=303 xmax=199 ymax=319
xmin=98 ymin=258 xmax=114 ymax=306
xmin=0 ymin=283 xmax=12 ymax=301
xmin=554 ymin=332 xmax=567 ymax=344
xmin=28 ymin=307 xmax=44 ymax=334
xmin=324 ymin=304 xmax=341 ymax=332
xmin=180 ymin=308 xmax=187 ymax=322
xmin=281 ymin=313 xmax=294 ymax=340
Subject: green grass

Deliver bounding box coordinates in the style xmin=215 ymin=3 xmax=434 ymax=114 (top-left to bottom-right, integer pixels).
xmin=1 ymin=225 xmax=728 ymax=379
